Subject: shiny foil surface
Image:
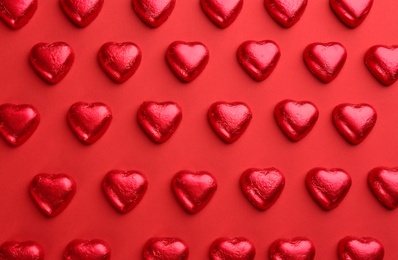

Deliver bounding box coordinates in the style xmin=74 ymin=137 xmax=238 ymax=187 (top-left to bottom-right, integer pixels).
xmin=171 ymin=170 xmax=217 ymax=214
xmin=208 ymin=101 xmax=252 ymax=143
xmin=67 ymin=102 xmax=113 ymax=145
xmin=209 ymin=237 xmax=256 ymax=260
xmin=364 ymin=45 xmax=398 ymax=86
xmin=137 ymin=101 xmax=182 ymax=144
xmin=306 ymin=168 xmax=352 ymax=211
xmin=0 ymin=104 xmax=40 ymax=147
xmin=338 ymin=236 xmax=384 ymax=260
xmin=1 ymin=0 xmax=398 ymax=258
xmin=332 ymin=103 xmax=377 ymax=145
xmin=240 ymin=168 xmax=285 ymax=211
xmin=60 ymin=0 xmax=104 ymax=27
xmin=98 ymin=42 xmax=142 ymax=84
xmin=166 ymin=41 xmax=209 ymax=83
xmin=143 ymin=237 xmax=189 ymax=260
xmin=264 ymin=0 xmax=308 ymax=28
xmin=102 ymin=170 xmax=148 ymax=214
xmin=29 ymin=173 xmax=76 ymax=218
xmin=200 ymin=0 xmax=243 ymax=28
xmin=29 ymin=42 xmax=75 ymax=84
xmin=132 ymin=0 xmax=176 ymax=28
xmin=237 ymin=40 xmax=281 ymax=82
xmin=269 ymin=237 xmax=315 ymax=260
xmin=368 ymin=167 xmax=398 ymax=210
xmin=303 ymin=42 xmax=347 ymax=83
xmin=274 ymin=99 xmax=319 ymax=142
xmin=63 ymin=239 xmax=111 ymax=260
xmin=330 ymin=0 xmax=373 ymax=28
xmin=0 ymin=240 xmax=44 ymax=260
xmin=0 ymin=0 xmax=37 ymax=29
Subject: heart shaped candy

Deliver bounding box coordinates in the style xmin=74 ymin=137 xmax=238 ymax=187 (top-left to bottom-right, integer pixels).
xmin=200 ymin=0 xmax=243 ymax=28
xmin=137 ymin=101 xmax=182 ymax=144
xmin=332 ymin=103 xmax=377 ymax=145
xmin=0 ymin=104 xmax=40 ymax=147
xmin=171 ymin=170 xmax=217 ymax=214
xmin=368 ymin=167 xmax=398 ymax=210
xmin=0 ymin=241 xmax=44 ymax=260
xmin=98 ymin=42 xmax=142 ymax=83
xmin=64 ymin=239 xmax=111 ymax=260
xmin=237 ymin=40 xmax=281 ymax=81
xmin=166 ymin=41 xmax=209 ymax=82
xmin=274 ymin=99 xmax=319 ymax=142
xmin=60 ymin=0 xmax=104 ymax=27
xmin=338 ymin=236 xmax=384 ymax=260
xmin=269 ymin=237 xmax=315 ymax=260
xmin=143 ymin=237 xmax=189 ymax=260
xmin=0 ymin=0 xmax=37 ymax=29
xmin=330 ymin=0 xmax=373 ymax=28
xmin=303 ymin=42 xmax=347 ymax=83
xmin=264 ymin=0 xmax=308 ymax=28
xmin=102 ymin=170 xmax=148 ymax=214
xmin=208 ymin=101 xmax=252 ymax=143
xmin=306 ymin=168 xmax=352 ymax=211
xmin=132 ymin=0 xmax=176 ymax=28
xmin=209 ymin=237 xmax=256 ymax=260
xmin=29 ymin=42 xmax=75 ymax=84
xmin=29 ymin=173 xmax=76 ymax=218
xmin=67 ymin=102 xmax=113 ymax=145
xmin=240 ymin=168 xmax=285 ymax=211
xmin=365 ymin=45 xmax=398 ymax=86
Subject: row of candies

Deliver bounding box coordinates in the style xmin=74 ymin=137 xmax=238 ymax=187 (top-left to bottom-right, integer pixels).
xmin=0 ymin=235 xmax=386 ymax=259
xmin=27 ymin=167 xmax=398 ymax=219
xmin=0 ymin=0 xmax=374 ymax=30
xmin=26 ymin=41 xmax=398 ymax=85
xmin=0 ymin=100 xmax=377 ymax=146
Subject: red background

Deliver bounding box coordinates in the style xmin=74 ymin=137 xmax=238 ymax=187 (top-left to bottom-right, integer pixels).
xmin=1 ymin=0 xmax=398 ymax=259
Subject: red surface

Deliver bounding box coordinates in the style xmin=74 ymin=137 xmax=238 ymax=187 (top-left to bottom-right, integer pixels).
xmin=1 ymin=0 xmax=398 ymax=259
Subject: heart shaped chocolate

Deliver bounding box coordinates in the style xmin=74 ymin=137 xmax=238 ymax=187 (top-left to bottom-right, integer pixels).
xmin=368 ymin=167 xmax=398 ymax=210
xmin=60 ymin=0 xmax=104 ymax=27
xmin=98 ymin=42 xmax=142 ymax=83
xmin=208 ymin=101 xmax=252 ymax=143
xmin=29 ymin=173 xmax=76 ymax=218
xmin=102 ymin=170 xmax=148 ymax=214
xmin=274 ymin=99 xmax=319 ymax=142
xmin=67 ymin=102 xmax=113 ymax=145
xmin=303 ymin=42 xmax=347 ymax=83
xmin=269 ymin=237 xmax=315 ymax=260
xmin=166 ymin=41 xmax=209 ymax=82
xmin=209 ymin=237 xmax=256 ymax=260
xmin=143 ymin=237 xmax=189 ymax=260
xmin=171 ymin=170 xmax=217 ymax=214
xmin=237 ymin=40 xmax=281 ymax=81
xmin=64 ymin=239 xmax=111 ymax=260
xmin=200 ymin=0 xmax=243 ymax=28
xmin=0 ymin=103 xmax=40 ymax=147
xmin=132 ymin=0 xmax=176 ymax=28
xmin=264 ymin=0 xmax=308 ymax=28
xmin=29 ymin=42 xmax=75 ymax=84
xmin=330 ymin=0 xmax=373 ymax=28
xmin=137 ymin=101 xmax=182 ymax=144
xmin=0 ymin=241 xmax=44 ymax=260
xmin=240 ymin=168 xmax=285 ymax=211
xmin=332 ymin=103 xmax=377 ymax=145
xmin=338 ymin=236 xmax=384 ymax=260
xmin=0 ymin=0 xmax=38 ymax=29
xmin=306 ymin=168 xmax=352 ymax=211
xmin=365 ymin=45 xmax=398 ymax=86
